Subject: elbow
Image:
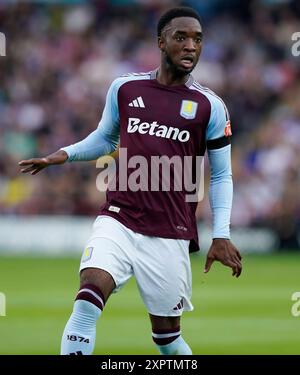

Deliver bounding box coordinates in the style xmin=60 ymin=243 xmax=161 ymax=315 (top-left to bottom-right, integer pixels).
xmin=210 ymin=172 xmax=232 ymax=184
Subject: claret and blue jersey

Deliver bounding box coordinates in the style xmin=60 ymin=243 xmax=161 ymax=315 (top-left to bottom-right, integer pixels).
xmin=62 ymin=70 xmax=233 ymax=252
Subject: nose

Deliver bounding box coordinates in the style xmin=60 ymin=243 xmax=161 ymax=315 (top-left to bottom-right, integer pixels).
xmin=184 ymin=38 xmax=196 ymax=51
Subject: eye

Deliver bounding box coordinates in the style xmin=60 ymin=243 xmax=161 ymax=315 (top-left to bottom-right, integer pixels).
xmin=175 ymin=36 xmax=185 ymax=42
xmin=195 ymin=37 xmax=202 ymax=43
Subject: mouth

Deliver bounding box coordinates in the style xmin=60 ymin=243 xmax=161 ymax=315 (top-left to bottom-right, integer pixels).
xmin=180 ymin=55 xmax=195 ymax=69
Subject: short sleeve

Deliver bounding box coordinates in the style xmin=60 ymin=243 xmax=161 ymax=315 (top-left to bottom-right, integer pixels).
xmin=205 ymin=95 xmax=231 ymax=150
xmin=97 ymin=78 xmax=122 ymax=142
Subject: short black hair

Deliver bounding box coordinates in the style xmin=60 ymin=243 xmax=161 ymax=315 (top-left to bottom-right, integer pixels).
xmin=157 ymin=7 xmax=201 ymax=37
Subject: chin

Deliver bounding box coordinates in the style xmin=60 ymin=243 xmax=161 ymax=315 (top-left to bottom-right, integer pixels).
xmin=166 ymin=55 xmax=195 ymax=75
xmin=176 ymin=65 xmax=195 ymax=75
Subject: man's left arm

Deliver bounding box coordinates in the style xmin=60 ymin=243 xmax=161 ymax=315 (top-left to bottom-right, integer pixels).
xmin=204 ymin=96 xmax=242 ymax=277
xmin=205 ymin=144 xmax=242 ymax=277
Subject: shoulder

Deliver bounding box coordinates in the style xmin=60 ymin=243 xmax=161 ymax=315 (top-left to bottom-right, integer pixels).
xmin=190 ymin=81 xmax=229 ymax=120
xmin=109 ymin=71 xmax=152 ymax=91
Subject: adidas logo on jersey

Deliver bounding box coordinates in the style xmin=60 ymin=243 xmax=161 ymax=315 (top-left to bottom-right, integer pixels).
xmin=127 ymin=117 xmax=190 ymax=143
xmin=128 ymin=96 xmax=145 ymax=108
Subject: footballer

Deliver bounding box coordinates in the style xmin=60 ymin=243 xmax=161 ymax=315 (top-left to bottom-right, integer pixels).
xmin=19 ymin=7 xmax=242 ymax=355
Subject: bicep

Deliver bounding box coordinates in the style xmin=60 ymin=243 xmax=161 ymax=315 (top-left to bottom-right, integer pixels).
xmin=206 ymin=95 xmax=231 ymax=150
xmin=97 ymin=78 xmax=121 ymax=144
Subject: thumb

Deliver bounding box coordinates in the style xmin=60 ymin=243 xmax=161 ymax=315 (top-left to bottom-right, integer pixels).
xmin=204 ymin=256 xmax=214 ymax=273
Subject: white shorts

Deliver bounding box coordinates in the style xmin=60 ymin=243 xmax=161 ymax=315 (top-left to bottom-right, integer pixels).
xmin=79 ymin=215 xmax=193 ymax=317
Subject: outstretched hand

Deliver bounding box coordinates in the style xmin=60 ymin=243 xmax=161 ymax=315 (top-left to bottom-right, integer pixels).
xmin=204 ymin=239 xmax=242 ymax=277
xmin=19 ymin=150 xmax=68 ymax=175
xmin=19 ymin=157 xmax=52 ymax=175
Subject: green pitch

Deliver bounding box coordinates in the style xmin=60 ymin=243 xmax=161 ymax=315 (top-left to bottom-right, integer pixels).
xmin=0 ymin=253 xmax=299 ymax=354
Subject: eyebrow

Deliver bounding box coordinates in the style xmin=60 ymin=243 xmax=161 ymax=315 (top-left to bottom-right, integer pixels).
xmin=174 ymin=30 xmax=203 ymax=36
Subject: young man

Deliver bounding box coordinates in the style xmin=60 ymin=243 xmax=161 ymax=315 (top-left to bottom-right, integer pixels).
xmin=19 ymin=7 xmax=242 ymax=355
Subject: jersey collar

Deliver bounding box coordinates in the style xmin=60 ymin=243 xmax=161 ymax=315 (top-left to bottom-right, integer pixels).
xmin=150 ymin=68 xmax=195 ymax=88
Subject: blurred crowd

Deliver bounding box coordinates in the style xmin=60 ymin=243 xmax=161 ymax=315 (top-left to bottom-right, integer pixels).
xmin=0 ymin=0 xmax=300 ymax=247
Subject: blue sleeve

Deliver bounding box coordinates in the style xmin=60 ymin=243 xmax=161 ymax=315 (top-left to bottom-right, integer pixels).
xmin=208 ymin=144 xmax=232 ymax=239
xmin=206 ymin=94 xmax=230 ymax=141
xmin=61 ymin=78 xmax=121 ymax=161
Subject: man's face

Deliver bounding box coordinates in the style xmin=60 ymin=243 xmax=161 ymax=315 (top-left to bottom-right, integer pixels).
xmin=159 ymin=17 xmax=203 ymax=75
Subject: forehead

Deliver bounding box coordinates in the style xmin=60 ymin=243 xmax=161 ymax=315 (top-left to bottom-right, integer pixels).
xmin=166 ymin=16 xmax=202 ymax=33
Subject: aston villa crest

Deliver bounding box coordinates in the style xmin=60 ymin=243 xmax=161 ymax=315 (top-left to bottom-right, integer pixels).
xmin=180 ymin=100 xmax=198 ymax=120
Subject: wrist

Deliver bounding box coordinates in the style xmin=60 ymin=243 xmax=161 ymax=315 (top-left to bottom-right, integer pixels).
xmin=212 ymin=238 xmax=230 ymax=241
xmin=47 ymin=150 xmax=68 ymax=165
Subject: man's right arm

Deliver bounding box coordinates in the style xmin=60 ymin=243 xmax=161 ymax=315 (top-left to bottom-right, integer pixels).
xmin=60 ymin=77 xmax=120 ymax=161
xmin=19 ymin=78 xmax=121 ymax=174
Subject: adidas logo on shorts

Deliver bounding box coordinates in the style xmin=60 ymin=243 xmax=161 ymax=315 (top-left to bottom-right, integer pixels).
xmin=173 ymin=298 xmax=184 ymax=311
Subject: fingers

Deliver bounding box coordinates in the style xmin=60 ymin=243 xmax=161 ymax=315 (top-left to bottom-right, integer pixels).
xmin=19 ymin=158 xmax=46 ymax=174
xmin=220 ymin=257 xmax=242 ymax=278
xmin=229 ymin=259 xmax=242 ymax=277
xmin=228 ymin=246 xmax=242 ymax=277
xmin=232 ymin=260 xmax=242 ymax=277
xmin=204 ymin=254 xmax=242 ymax=277
xmin=19 ymin=163 xmax=44 ymax=174
xmin=20 ymin=165 xmax=37 ymax=174
xmin=31 ymin=168 xmax=43 ymax=175
xmin=233 ymin=253 xmax=242 ymax=277
xmin=204 ymin=256 xmax=214 ymax=273
xmin=19 ymin=158 xmax=47 ymax=167
xmin=206 ymin=240 xmax=243 ymax=278
xmin=18 ymin=159 xmax=37 ymax=166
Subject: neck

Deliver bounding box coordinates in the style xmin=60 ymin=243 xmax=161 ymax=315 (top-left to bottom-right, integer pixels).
xmin=156 ymin=59 xmax=190 ymax=86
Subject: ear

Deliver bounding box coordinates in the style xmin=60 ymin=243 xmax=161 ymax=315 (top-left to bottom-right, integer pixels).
xmin=158 ymin=35 xmax=165 ymax=52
